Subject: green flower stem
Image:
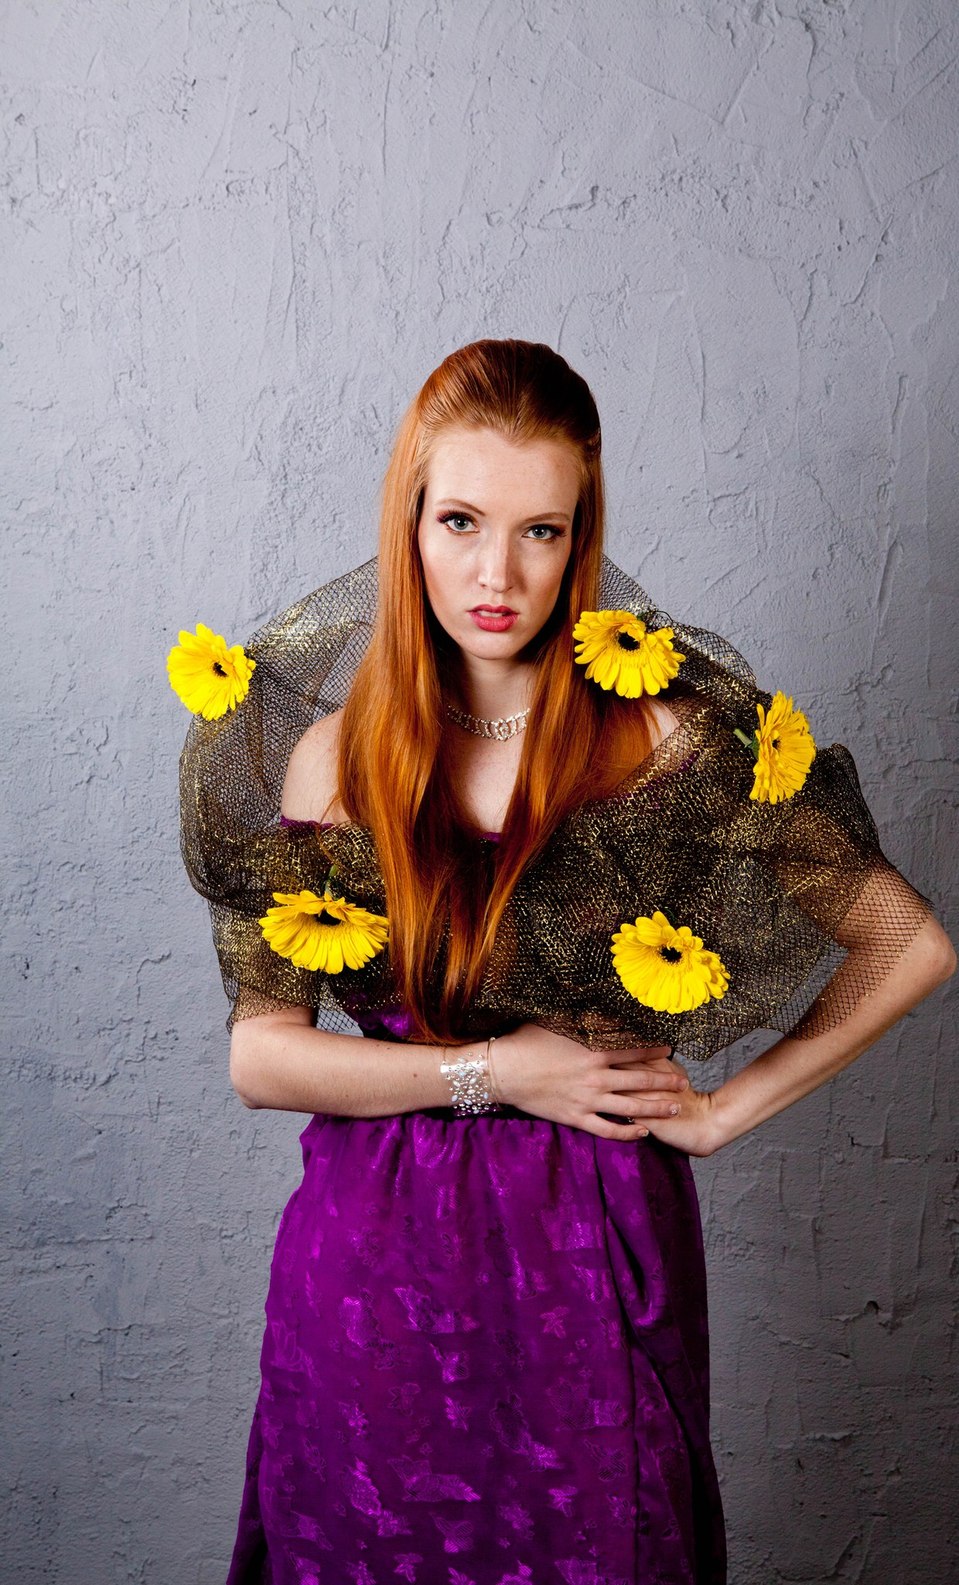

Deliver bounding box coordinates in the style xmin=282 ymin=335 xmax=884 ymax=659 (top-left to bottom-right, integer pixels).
xmin=733 ymin=727 xmax=760 ymax=761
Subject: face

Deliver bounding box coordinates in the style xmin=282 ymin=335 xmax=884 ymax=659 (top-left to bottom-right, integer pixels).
xmin=416 ymin=426 xmax=580 ymax=661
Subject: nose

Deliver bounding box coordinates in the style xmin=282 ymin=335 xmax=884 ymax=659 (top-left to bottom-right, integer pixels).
xmin=478 ymin=530 xmax=514 ymax=595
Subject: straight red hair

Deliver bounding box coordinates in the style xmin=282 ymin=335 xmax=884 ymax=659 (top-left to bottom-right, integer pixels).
xmin=336 ymin=339 xmax=655 ymax=1042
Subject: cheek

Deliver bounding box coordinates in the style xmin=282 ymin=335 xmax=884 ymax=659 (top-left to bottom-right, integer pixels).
xmin=416 ymin=523 xmax=439 ymax=582
xmin=417 ymin=527 xmax=456 ymax=615
xmin=536 ymin=546 xmax=573 ymax=605
xmin=423 ymin=529 xmax=468 ymax=591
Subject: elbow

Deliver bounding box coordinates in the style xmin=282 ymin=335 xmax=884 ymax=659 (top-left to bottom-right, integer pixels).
xmin=916 ymin=919 xmax=957 ymax=995
xmin=230 ymin=1026 xmax=263 ymax=1109
xmin=932 ymin=931 xmax=958 ymax=988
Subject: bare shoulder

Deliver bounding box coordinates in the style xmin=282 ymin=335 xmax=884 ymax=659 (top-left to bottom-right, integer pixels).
xmin=281 ymin=706 xmax=347 ymax=822
xmin=647 ymin=696 xmax=681 ymax=748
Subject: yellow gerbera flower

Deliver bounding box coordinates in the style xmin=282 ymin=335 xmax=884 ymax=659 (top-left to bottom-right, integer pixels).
xmin=166 ymin=623 xmax=256 ymax=719
xmin=259 ymin=888 xmax=389 ymax=973
xmin=740 ymin=691 xmax=816 ymax=804
xmin=572 ymin=609 xmax=686 ymax=697
xmin=611 ymin=910 xmax=729 ymax=1014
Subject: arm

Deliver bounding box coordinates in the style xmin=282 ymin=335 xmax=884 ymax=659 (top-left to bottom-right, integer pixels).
xmin=642 ymin=911 xmax=956 ymax=1156
xmin=231 ymin=1006 xmax=692 ymax=1126
xmin=229 ymin=712 xmax=457 ymax=1113
xmin=230 ymin=1006 xmax=455 ymax=1113
xmin=231 ymin=713 xmax=687 ymax=1124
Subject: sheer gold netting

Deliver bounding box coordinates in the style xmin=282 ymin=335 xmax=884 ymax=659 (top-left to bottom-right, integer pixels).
xmin=178 ymin=555 xmax=934 ymax=1057
xmin=757 ymin=775 xmax=932 ymax=1041
xmin=457 ymin=697 xmax=934 ymax=1057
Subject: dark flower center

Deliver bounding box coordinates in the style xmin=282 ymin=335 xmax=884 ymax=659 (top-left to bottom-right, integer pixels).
xmin=659 ymin=946 xmax=682 ymax=964
xmin=212 ymin=661 xmax=227 ymax=676
xmin=316 ymin=909 xmax=342 ymax=928
xmin=771 ymin=735 xmax=780 ymax=749
xmin=616 ymin=631 xmax=641 ymax=650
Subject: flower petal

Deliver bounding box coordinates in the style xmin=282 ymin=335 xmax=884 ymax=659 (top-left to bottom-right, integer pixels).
xmin=573 ymin=609 xmax=686 ymax=700
xmin=611 ymin=909 xmax=729 ymax=1013
xmin=167 ymin=622 xmax=255 ymax=718
xmin=259 ymin=887 xmax=389 ymax=973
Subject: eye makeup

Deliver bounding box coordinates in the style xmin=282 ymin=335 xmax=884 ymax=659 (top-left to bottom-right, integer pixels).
xmin=437 ymin=510 xmax=565 ymax=540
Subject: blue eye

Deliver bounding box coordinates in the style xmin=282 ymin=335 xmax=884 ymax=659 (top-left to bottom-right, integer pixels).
xmin=437 ymin=512 xmax=564 ymax=540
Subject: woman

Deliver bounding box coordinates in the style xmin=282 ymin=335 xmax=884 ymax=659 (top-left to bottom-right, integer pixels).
xmin=172 ymin=339 xmax=954 ymax=1584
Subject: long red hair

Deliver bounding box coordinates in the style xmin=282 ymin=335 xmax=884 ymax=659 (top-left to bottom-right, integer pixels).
xmin=336 ymin=339 xmax=655 ymax=1042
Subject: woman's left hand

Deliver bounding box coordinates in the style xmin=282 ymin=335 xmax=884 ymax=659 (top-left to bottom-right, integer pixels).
xmin=611 ymin=1051 xmax=721 ymax=1157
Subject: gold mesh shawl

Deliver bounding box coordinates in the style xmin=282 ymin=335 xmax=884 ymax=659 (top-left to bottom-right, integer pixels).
xmin=177 ymin=555 xmax=932 ymax=1058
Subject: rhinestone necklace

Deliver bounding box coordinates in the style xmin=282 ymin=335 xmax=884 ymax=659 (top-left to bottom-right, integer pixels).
xmin=444 ymin=701 xmax=531 ymax=741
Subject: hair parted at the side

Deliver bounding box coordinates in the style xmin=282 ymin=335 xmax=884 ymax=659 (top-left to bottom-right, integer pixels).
xmin=335 ymin=338 xmax=659 ymax=1043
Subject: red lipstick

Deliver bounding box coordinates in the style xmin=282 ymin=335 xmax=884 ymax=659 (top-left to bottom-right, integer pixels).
xmin=469 ymin=605 xmax=518 ymax=632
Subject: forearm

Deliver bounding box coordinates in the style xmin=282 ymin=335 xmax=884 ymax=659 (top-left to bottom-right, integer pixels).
xmin=708 ymin=915 xmax=956 ymax=1151
xmin=230 ymin=1018 xmax=458 ymax=1116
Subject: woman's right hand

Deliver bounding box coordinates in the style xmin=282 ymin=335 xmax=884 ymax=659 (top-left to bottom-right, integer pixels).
xmin=488 ymin=1021 xmax=689 ymax=1141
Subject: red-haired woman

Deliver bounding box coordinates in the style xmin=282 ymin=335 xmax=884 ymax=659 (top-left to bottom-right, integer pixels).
xmin=185 ymin=341 xmax=953 ymax=1584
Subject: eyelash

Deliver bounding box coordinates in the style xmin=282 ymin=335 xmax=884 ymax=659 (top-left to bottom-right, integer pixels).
xmin=438 ymin=512 xmax=565 ymax=541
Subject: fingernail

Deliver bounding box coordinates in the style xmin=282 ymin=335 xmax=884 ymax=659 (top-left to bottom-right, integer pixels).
xmin=639 ymin=1127 xmax=649 ymax=1137
xmin=669 ymin=1105 xmax=679 ymax=1115
xmin=679 ymin=1079 xmax=689 ymax=1088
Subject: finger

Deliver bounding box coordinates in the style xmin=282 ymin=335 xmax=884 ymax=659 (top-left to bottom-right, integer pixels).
xmin=607 ymin=1087 xmax=685 ymax=1111
xmin=609 ymin=1048 xmax=682 ymax=1065
xmin=602 ymin=1094 xmax=681 ymax=1118
xmin=608 ymin=1069 xmax=688 ymax=1091
xmin=608 ymin=1045 xmax=673 ymax=1064
xmin=589 ymin=1113 xmax=649 ymax=1140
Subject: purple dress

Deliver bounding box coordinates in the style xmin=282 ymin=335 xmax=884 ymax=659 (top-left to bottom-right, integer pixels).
xmin=225 ymin=823 xmax=726 ymax=1585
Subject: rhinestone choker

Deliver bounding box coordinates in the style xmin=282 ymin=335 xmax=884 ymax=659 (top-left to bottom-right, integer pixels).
xmin=444 ymin=702 xmax=531 ymax=741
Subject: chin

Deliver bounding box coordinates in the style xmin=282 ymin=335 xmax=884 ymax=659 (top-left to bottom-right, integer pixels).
xmin=458 ymin=630 xmax=525 ymax=656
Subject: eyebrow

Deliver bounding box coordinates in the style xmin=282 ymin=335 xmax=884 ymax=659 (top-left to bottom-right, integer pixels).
xmin=435 ymin=497 xmax=572 ymax=524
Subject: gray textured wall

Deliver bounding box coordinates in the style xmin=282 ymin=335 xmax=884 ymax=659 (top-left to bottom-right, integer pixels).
xmin=3 ymin=2 xmax=956 ymax=1580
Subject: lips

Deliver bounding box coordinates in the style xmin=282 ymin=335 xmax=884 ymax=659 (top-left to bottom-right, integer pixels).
xmin=469 ymin=606 xmax=519 ymax=632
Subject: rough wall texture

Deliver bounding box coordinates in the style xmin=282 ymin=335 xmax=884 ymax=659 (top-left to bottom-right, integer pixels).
xmin=3 ymin=2 xmax=956 ymax=1580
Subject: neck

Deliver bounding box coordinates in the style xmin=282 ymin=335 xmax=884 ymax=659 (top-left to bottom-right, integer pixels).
xmin=448 ymin=653 xmax=535 ymax=720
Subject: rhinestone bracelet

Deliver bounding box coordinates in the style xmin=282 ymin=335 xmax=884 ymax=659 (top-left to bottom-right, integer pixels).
xmin=439 ymin=1037 xmax=501 ymax=1116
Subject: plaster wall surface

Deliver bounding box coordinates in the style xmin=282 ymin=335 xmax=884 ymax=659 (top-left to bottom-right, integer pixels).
xmin=2 ymin=2 xmax=957 ymax=1580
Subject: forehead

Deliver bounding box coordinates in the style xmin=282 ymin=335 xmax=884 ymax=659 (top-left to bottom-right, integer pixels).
xmin=424 ymin=426 xmax=582 ymax=504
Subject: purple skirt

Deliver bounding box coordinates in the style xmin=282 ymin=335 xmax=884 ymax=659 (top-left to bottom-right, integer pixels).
xmin=224 ymin=1103 xmax=726 ymax=1585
